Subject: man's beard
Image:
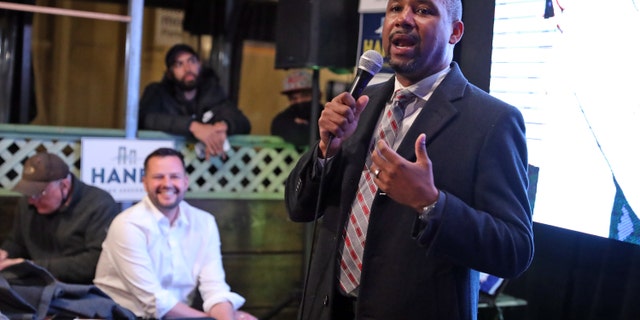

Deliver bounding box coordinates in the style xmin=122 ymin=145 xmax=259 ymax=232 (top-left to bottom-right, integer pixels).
xmin=385 ymin=40 xmax=423 ymax=77
xmin=389 ymin=57 xmax=420 ymax=75
xmin=178 ymin=77 xmax=198 ymax=91
xmin=173 ymin=72 xmax=200 ymax=91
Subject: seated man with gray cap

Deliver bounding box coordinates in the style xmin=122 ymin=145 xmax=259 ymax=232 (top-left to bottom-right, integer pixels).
xmin=0 ymin=152 xmax=120 ymax=284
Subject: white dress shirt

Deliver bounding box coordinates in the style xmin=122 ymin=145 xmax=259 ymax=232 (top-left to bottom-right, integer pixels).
xmin=389 ymin=67 xmax=450 ymax=150
xmin=94 ymin=196 xmax=245 ymax=318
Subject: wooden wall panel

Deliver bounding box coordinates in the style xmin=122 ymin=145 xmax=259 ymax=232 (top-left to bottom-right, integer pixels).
xmin=31 ymin=0 xmax=128 ymax=128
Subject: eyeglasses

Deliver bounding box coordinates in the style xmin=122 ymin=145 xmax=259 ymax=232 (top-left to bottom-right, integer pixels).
xmin=29 ymin=180 xmax=61 ymax=200
xmin=29 ymin=188 xmax=48 ymax=200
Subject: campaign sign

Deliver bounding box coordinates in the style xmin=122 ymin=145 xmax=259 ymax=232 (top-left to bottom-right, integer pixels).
xmin=359 ymin=12 xmax=394 ymax=76
xmin=81 ymin=138 xmax=174 ymax=201
xmin=359 ymin=0 xmax=387 ymax=12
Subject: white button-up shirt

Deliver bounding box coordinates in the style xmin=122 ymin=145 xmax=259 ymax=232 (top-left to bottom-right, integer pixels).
xmin=94 ymin=196 xmax=245 ymax=318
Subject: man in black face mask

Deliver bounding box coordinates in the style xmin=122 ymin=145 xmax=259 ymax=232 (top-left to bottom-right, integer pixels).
xmin=139 ymin=44 xmax=251 ymax=159
xmin=271 ymin=69 xmax=323 ymax=147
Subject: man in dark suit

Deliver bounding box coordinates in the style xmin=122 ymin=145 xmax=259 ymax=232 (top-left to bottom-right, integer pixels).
xmin=284 ymin=0 xmax=534 ymax=319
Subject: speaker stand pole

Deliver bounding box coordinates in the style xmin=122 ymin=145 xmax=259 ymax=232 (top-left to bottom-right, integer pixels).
xmin=309 ymin=68 xmax=321 ymax=146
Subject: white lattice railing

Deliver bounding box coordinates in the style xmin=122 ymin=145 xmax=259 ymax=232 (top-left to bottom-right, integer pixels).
xmin=0 ymin=124 xmax=305 ymax=199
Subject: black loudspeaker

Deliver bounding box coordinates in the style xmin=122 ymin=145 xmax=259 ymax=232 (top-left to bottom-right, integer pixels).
xmin=275 ymin=0 xmax=360 ymax=70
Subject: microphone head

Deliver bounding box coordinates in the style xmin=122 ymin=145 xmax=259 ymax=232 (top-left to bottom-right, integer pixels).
xmin=358 ymin=50 xmax=383 ymax=75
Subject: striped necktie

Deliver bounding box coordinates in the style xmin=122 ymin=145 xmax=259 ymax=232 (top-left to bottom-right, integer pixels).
xmin=338 ymin=89 xmax=414 ymax=295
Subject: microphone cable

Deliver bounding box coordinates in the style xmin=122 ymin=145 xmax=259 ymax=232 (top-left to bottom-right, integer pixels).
xmin=298 ymin=134 xmax=335 ymax=320
xmin=296 ymin=50 xmax=382 ymax=319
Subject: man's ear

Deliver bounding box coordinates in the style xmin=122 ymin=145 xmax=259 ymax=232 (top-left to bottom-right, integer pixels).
xmin=449 ymin=20 xmax=464 ymax=44
xmin=60 ymin=175 xmax=72 ymax=191
xmin=141 ymin=175 xmax=151 ymax=193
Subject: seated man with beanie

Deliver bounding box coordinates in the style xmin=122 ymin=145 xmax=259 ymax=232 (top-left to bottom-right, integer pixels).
xmin=139 ymin=44 xmax=251 ymax=160
xmin=0 ymin=152 xmax=120 ymax=284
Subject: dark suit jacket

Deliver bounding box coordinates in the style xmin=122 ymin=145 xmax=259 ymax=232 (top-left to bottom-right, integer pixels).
xmin=285 ymin=63 xmax=534 ymax=320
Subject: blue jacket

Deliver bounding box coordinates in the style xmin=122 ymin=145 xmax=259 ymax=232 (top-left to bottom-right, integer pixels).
xmin=0 ymin=260 xmax=135 ymax=319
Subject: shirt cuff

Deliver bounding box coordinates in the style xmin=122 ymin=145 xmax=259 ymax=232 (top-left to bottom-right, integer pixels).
xmin=157 ymin=292 xmax=181 ymax=318
xmin=203 ymin=292 xmax=246 ymax=313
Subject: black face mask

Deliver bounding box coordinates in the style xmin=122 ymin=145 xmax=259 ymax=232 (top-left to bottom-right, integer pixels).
xmin=289 ymin=101 xmax=314 ymax=119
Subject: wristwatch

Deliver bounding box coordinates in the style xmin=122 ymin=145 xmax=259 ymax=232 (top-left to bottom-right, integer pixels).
xmin=418 ymin=201 xmax=437 ymax=222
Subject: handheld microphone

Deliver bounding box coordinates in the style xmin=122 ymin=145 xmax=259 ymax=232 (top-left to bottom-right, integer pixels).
xmin=326 ymin=50 xmax=383 ymax=142
xmin=348 ymin=50 xmax=384 ymax=99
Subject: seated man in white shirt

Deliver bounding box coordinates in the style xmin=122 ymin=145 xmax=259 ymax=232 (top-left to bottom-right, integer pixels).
xmin=94 ymin=147 xmax=256 ymax=320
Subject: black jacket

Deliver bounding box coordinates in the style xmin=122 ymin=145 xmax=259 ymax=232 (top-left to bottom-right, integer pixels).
xmin=138 ymin=67 xmax=251 ymax=138
xmin=1 ymin=175 xmax=119 ymax=284
xmin=271 ymin=101 xmax=323 ymax=147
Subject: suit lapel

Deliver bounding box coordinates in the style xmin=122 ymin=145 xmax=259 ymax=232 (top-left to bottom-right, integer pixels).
xmin=341 ymin=63 xmax=469 ymax=177
xmin=396 ymin=63 xmax=468 ymax=160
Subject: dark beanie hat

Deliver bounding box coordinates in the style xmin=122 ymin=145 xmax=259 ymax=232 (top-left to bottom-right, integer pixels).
xmin=165 ymin=44 xmax=198 ymax=69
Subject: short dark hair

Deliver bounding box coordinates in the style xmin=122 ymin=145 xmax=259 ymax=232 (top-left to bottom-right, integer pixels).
xmin=165 ymin=44 xmax=198 ymax=69
xmin=144 ymin=148 xmax=185 ymax=172
xmin=445 ymin=0 xmax=463 ymax=21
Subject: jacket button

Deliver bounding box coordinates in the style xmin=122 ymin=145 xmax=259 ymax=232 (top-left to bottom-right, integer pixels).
xmin=296 ymin=178 xmax=302 ymax=193
xmin=323 ymin=295 xmax=329 ymax=306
